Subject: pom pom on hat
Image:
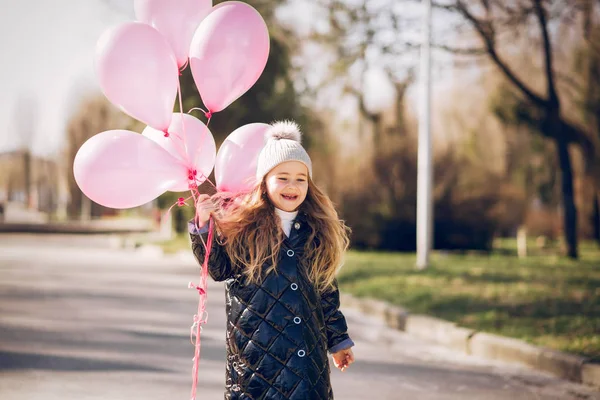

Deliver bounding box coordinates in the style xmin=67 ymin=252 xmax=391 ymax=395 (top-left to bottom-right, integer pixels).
xmin=265 ymin=120 xmax=302 ymax=142
xmin=256 ymin=119 xmax=312 ymax=181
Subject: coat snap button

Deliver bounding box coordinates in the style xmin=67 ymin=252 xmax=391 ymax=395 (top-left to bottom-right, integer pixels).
xmin=297 ymin=350 xmax=306 ymax=357
xmin=290 ymin=283 xmax=298 ymax=291
xmin=294 ymin=222 xmax=300 ymax=230
xmin=287 ymin=249 xmax=294 ymax=257
xmin=293 ymin=317 xmax=301 ymax=324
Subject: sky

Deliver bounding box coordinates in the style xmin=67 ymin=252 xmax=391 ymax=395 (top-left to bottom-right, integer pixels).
xmin=0 ymin=0 xmax=133 ymax=157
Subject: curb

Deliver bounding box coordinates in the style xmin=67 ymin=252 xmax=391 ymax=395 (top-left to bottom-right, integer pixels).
xmin=469 ymin=332 xmax=544 ymax=369
xmin=584 ymin=363 xmax=600 ymax=388
xmin=340 ymin=292 xmax=599 ymax=389
xmin=406 ymin=315 xmax=475 ymax=354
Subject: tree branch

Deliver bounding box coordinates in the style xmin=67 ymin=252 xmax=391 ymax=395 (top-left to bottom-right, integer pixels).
xmin=501 ymin=98 xmax=596 ymax=161
xmin=561 ymin=118 xmax=597 ymax=168
xmin=555 ymin=71 xmax=585 ymax=94
xmin=533 ymin=0 xmax=559 ymax=105
xmin=441 ymin=1 xmax=548 ymax=108
xmin=433 ymin=43 xmax=488 ymax=55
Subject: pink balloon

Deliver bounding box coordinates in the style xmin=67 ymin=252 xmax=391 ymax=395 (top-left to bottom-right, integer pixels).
xmin=96 ymin=22 xmax=179 ymax=131
xmin=74 ymin=130 xmax=188 ymax=209
xmin=142 ymin=113 xmax=217 ymax=192
xmin=134 ymin=0 xmax=212 ymax=69
xmin=214 ymin=123 xmax=269 ymax=193
xmin=189 ymin=2 xmax=270 ymax=114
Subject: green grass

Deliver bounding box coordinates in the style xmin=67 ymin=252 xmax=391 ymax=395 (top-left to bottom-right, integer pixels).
xmin=338 ymin=240 xmax=600 ymax=360
xmin=156 ymin=234 xmax=600 ymax=360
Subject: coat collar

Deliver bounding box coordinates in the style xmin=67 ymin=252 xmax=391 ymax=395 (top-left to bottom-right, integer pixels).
xmin=283 ymin=211 xmax=311 ymax=250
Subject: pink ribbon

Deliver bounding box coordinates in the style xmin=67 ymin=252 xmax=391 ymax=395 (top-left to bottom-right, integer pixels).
xmin=189 ymin=217 xmax=214 ymax=400
xmin=157 ymin=151 xmax=219 ymax=399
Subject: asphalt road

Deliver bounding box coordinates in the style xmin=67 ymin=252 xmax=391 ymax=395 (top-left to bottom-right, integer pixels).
xmin=0 ymin=234 xmax=598 ymax=400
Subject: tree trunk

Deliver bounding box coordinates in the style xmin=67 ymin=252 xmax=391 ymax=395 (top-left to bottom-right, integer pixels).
xmin=371 ymin=113 xmax=383 ymax=150
xmin=517 ymin=225 xmax=527 ymax=258
xmin=23 ymin=150 xmax=31 ymax=209
xmin=357 ymin=92 xmax=383 ymax=149
xmin=394 ymin=80 xmax=410 ymax=135
xmin=80 ymin=195 xmax=91 ymax=222
xmin=554 ymin=134 xmax=578 ymax=258
xmin=593 ymin=191 xmax=600 ymax=246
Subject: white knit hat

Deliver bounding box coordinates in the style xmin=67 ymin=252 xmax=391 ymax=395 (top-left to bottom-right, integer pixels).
xmin=255 ymin=120 xmax=313 ymax=181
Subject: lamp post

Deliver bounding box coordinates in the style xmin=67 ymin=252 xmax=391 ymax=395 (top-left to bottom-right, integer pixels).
xmin=416 ymin=0 xmax=433 ymax=270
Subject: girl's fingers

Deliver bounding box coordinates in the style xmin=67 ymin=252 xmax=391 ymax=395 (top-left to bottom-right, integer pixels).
xmin=196 ymin=204 xmax=210 ymax=214
xmin=197 ymin=200 xmax=216 ymax=213
xmin=197 ymin=198 xmax=212 ymax=207
xmin=332 ymin=352 xmax=353 ymax=371
xmin=195 ymin=195 xmax=215 ymax=210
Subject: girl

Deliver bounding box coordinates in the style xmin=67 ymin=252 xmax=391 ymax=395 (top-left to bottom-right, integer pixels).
xmin=190 ymin=120 xmax=355 ymax=399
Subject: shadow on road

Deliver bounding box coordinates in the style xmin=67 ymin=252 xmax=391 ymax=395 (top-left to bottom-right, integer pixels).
xmin=0 ymin=350 xmax=170 ymax=372
xmin=0 ymin=324 xmax=226 ymax=371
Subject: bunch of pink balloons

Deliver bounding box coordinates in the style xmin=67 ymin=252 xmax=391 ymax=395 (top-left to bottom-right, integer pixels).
xmin=74 ymin=0 xmax=273 ymax=209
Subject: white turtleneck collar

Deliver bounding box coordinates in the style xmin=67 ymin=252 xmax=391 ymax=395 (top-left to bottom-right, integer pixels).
xmin=275 ymin=208 xmax=298 ymax=237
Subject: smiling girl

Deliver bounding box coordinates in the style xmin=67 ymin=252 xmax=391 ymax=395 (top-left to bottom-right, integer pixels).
xmin=191 ymin=120 xmax=354 ymax=399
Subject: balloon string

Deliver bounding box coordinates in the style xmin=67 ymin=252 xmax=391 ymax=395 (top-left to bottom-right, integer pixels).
xmin=189 ymin=217 xmax=214 ymax=400
xmin=164 ymin=131 xmax=190 ymax=166
xmin=162 ymin=193 xmax=197 ymax=224
xmin=188 ymin=107 xmax=213 ymax=125
xmin=189 ymin=176 xmax=217 ymax=225
xmin=160 ymin=185 xmax=219 ymax=400
xmin=159 ymin=181 xmax=217 ymax=399
xmin=201 ymin=174 xmax=217 ymax=192
xmin=177 ymin=78 xmax=190 ymax=163
xmin=165 ymin=128 xmax=189 ymax=160
xmin=180 ymin=58 xmax=189 ymax=73
xmin=160 ymin=176 xmax=217 ymax=229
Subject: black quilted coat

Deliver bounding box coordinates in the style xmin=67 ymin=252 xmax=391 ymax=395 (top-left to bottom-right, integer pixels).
xmin=191 ymin=212 xmax=352 ymax=399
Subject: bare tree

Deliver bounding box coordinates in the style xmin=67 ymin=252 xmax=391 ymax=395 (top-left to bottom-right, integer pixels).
xmin=11 ymin=93 xmax=38 ymax=209
xmin=436 ymin=0 xmax=599 ymax=258
xmin=581 ymin=6 xmax=600 ymax=244
xmin=302 ymin=0 xmax=418 ymax=147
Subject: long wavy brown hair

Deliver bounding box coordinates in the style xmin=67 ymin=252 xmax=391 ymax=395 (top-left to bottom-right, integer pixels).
xmin=213 ymin=178 xmax=350 ymax=294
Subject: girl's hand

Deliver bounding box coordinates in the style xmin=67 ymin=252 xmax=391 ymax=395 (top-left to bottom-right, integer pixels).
xmin=195 ymin=194 xmax=216 ymax=227
xmin=331 ymin=348 xmax=354 ymax=372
